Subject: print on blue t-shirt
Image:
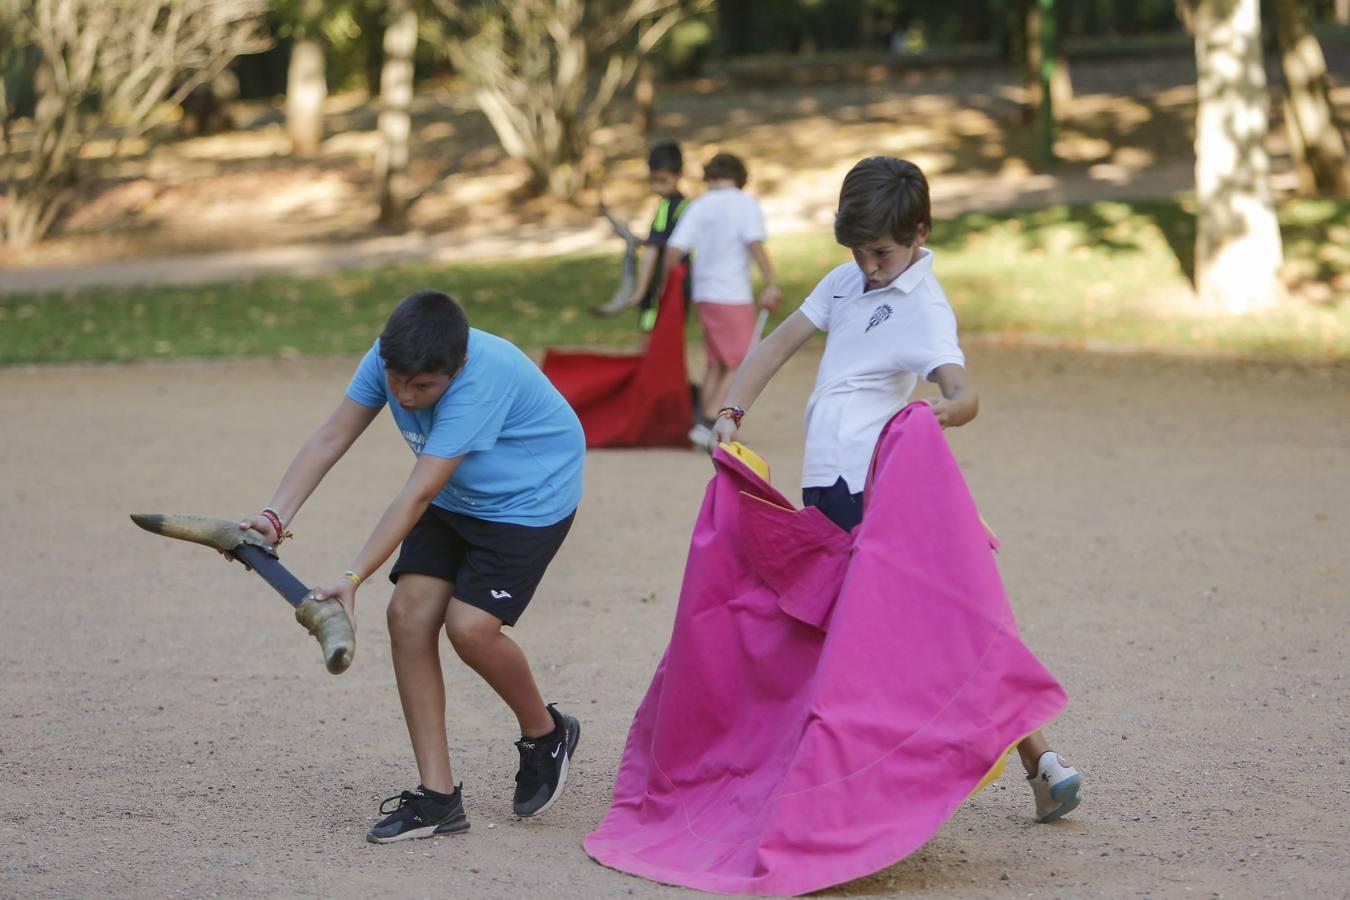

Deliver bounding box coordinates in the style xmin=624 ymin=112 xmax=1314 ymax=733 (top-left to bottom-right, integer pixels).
xmin=346 ymin=330 xmax=584 ymax=526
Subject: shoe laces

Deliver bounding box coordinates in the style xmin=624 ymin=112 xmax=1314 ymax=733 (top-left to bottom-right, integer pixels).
xmin=379 ymin=789 xmax=426 ymax=819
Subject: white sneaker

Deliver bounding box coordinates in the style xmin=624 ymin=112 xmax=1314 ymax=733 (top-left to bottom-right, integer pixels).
xmin=1028 ymin=751 xmax=1082 ymax=823
xmin=688 ymin=423 xmax=714 ymax=451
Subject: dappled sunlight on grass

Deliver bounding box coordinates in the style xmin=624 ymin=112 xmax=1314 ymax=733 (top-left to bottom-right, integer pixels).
xmin=2 ymin=199 xmax=1345 ymax=366
xmin=7 ymin=48 xmax=1348 ymax=281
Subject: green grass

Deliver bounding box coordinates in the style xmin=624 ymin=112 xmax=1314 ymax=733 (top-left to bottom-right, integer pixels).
xmin=2 ymin=198 xmax=1347 ymax=366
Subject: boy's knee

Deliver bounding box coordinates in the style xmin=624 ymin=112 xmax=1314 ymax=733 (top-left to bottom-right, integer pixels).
xmin=444 ymin=613 xmax=498 ymax=661
xmin=387 ymin=582 xmax=447 ymax=644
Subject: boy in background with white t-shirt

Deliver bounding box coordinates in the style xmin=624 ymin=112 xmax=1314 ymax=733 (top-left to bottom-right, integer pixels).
xmin=663 ymin=152 xmax=782 ymax=448
xmin=709 ymin=156 xmax=1085 ymax=824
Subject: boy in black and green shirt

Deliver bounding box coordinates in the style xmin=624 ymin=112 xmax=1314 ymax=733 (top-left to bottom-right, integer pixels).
xmin=610 ymin=141 xmax=689 ymax=332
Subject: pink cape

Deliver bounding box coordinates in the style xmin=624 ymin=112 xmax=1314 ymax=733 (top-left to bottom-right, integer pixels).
xmin=583 ymin=403 xmax=1068 ymax=895
xmin=541 ymin=264 xmax=693 ymax=448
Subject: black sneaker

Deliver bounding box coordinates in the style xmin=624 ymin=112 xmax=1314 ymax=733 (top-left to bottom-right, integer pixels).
xmin=366 ymin=784 xmax=469 ymax=844
xmin=513 ymin=704 xmax=581 ymax=817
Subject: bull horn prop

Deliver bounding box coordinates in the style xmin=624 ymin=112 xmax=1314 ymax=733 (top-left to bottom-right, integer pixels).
xmin=130 ymin=513 xmax=354 ymax=674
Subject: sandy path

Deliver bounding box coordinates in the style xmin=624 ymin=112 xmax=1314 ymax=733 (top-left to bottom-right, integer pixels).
xmin=1 ymin=345 xmax=1347 ymax=898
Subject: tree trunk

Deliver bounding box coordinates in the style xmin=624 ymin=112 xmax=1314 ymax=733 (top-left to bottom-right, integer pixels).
xmin=1190 ymin=0 xmax=1285 ymax=313
xmin=286 ymin=1 xmax=327 ymax=157
xmin=1023 ymin=0 xmax=1073 ymax=127
xmin=6 ymin=187 xmax=67 ymax=248
xmin=635 ymin=60 xmax=655 ymax=136
xmin=180 ymin=70 xmax=240 ymax=138
xmin=1336 ymin=0 xmax=1349 ymax=25
xmin=4 ymin=59 xmax=78 ymax=248
xmin=1272 ymin=0 xmax=1350 ymax=196
xmin=358 ymin=2 xmax=387 ymax=96
xmin=376 ymin=1 xmax=416 ymax=229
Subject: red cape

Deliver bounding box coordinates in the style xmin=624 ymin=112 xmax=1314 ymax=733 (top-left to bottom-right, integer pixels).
xmin=542 ymin=264 xmax=692 ymax=448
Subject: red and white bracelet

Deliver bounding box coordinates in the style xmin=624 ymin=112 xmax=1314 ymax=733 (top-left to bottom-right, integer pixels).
xmin=717 ymin=405 xmax=746 ymax=427
xmin=259 ymin=508 xmax=292 ymax=545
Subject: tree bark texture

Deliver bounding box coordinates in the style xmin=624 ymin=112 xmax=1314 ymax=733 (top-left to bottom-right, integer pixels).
xmin=635 ymin=60 xmax=655 ymax=137
xmin=286 ymin=0 xmax=327 ymax=157
xmin=1188 ymin=0 xmax=1285 ymax=313
xmin=1023 ymin=0 xmax=1073 ymax=123
xmin=376 ymin=1 xmax=417 ymax=229
xmin=1272 ymin=0 xmax=1350 ymax=196
xmin=286 ymin=40 xmax=326 ymax=155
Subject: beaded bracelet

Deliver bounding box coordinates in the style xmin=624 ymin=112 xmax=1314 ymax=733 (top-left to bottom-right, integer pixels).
xmin=259 ymin=508 xmax=293 ymax=545
xmin=716 ymin=405 xmax=746 ymax=427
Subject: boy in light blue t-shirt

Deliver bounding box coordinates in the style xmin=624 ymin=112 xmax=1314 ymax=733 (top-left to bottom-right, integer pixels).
xmin=241 ymin=289 xmax=585 ymax=843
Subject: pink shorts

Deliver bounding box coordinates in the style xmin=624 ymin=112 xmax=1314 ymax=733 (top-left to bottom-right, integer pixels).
xmin=695 ymin=302 xmax=757 ymax=368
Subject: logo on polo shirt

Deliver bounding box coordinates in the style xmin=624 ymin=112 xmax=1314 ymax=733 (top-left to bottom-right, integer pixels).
xmin=865 ymin=303 xmax=893 ymax=333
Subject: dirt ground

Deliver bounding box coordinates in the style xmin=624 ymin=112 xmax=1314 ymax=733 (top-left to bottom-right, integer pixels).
xmin=1 ymin=343 xmax=1347 ymax=899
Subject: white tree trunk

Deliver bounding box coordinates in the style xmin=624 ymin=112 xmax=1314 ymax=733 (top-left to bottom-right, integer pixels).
xmin=376 ymin=1 xmax=416 ymax=228
xmin=286 ymin=3 xmax=326 ymax=158
xmin=1192 ymin=0 xmax=1285 ymax=314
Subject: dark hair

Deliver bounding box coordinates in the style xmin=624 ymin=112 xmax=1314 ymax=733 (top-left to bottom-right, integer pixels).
xmin=379 ymin=289 xmax=469 ymax=376
xmin=648 ymin=141 xmax=683 ymax=174
xmin=702 ymin=152 xmax=748 ymax=188
xmin=834 ymin=157 xmax=931 ymax=247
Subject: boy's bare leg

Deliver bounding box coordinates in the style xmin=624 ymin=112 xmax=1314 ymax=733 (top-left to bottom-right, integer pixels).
xmin=444 ymin=599 xmax=555 ymax=738
xmin=700 ymin=360 xmax=730 ymax=422
xmin=1017 ymin=729 xmax=1052 ymax=775
xmin=387 ymin=574 xmax=456 ymax=793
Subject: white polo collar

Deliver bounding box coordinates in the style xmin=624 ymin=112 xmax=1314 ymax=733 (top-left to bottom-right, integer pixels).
xmin=865 ymin=247 xmax=934 ymax=296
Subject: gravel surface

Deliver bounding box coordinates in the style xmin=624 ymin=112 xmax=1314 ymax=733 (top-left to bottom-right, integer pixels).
xmin=2 ymin=344 xmax=1347 ymax=898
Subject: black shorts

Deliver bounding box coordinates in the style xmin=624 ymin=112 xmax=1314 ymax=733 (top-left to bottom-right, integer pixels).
xmin=802 ymin=476 xmax=864 ymax=533
xmin=389 ymin=505 xmax=575 ymax=626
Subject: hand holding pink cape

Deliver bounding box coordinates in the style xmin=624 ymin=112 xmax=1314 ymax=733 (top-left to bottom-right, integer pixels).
xmin=584 ymin=403 xmax=1068 ymax=895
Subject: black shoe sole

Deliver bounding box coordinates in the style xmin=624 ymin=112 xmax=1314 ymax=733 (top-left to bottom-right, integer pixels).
xmin=366 ymin=812 xmax=469 ymax=845
xmin=514 ymin=715 xmax=581 ymax=819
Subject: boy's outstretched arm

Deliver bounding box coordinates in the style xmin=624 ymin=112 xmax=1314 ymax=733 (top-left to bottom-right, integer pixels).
xmin=624 ymin=245 xmax=659 ymax=309
xmin=748 ymin=240 xmax=782 ymax=310
xmin=928 ymin=364 xmax=979 ymax=428
xmin=242 ymin=398 xmax=381 ymax=541
xmin=306 ymin=451 xmax=463 ymax=618
xmin=710 ymin=310 xmax=817 ymax=444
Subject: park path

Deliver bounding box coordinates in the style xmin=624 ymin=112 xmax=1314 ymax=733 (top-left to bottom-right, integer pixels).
xmin=1 ymin=343 xmax=1346 ymax=898
xmin=0 ymin=161 xmax=1193 ymax=297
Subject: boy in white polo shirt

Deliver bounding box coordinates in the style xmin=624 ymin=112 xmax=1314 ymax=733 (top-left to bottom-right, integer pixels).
xmin=663 ymin=152 xmax=782 ymax=447
xmin=710 ymin=156 xmax=1084 ymax=823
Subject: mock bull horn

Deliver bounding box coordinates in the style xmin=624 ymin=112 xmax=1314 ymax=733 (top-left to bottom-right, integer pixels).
xmin=130 ymin=513 xmax=273 ymax=554
xmin=130 ymin=511 xmax=355 ymax=675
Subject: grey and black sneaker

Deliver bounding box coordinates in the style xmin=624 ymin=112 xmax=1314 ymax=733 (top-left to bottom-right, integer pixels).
xmin=512 ymin=704 xmax=581 ymax=818
xmin=366 ymin=784 xmax=469 ymax=844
